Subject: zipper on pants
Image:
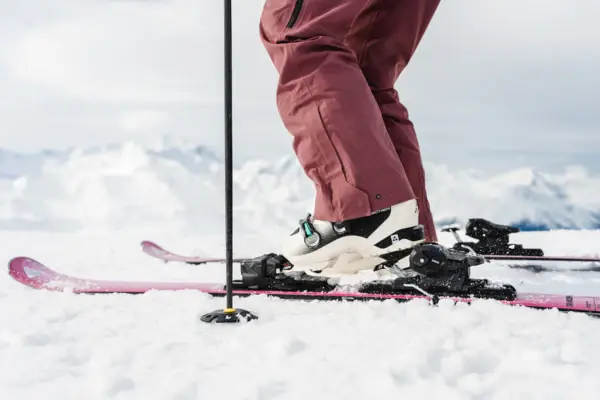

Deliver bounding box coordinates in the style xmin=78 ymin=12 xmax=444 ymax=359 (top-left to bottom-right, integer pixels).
xmin=286 ymin=0 xmax=304 ymax=28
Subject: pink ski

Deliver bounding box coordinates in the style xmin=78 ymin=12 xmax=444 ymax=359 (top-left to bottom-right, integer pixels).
xmin=8 ymin=256 xmax=600 ymax=315
xmin=140 ymin=240 xmax=247 ymax=264
xmin=8 ymin=256 xmax=226 ymax=293
xmin=484 ymin=254 xmax=600 ymax=262
xmin=141 ymin=240 xmax=600 ymax=274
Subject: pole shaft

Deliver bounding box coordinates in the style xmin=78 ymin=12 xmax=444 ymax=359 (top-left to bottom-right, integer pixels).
xmin=224 ymin=0 xmax=233 ymax=310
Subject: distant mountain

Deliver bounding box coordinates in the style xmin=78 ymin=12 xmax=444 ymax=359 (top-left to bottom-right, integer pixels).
xmin=1 ymin=140 xmax=599 ymax=233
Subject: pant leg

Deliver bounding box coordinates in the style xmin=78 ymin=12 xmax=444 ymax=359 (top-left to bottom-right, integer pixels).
xmin=345 ymin=0 xmax=440 ymax=240
xmin=259 ymin=0 xmax=415 ymax=222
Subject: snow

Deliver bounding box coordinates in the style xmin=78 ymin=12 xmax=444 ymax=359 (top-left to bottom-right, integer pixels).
xmin=2 ymin=141 xmax=600 ymax=399
xmin=2 ymin=140 xmax=600 ymax=233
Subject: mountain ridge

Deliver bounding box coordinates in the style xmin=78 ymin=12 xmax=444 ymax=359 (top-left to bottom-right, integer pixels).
xmin=1 ymin=140 xmax=599 ymax=232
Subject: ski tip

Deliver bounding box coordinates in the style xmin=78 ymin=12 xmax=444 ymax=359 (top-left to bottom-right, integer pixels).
xmin=140 ymin=240 xmax=171 ymax=254
xmin=140 ymin=240 xmax=184 ymax=263
xmin=7 ymin=256 xmax=58 ymax=289
xmin=140 ymin=240 xmax=168 ymax=259
xmin=140 ymin=240 xmax=160 ymax=251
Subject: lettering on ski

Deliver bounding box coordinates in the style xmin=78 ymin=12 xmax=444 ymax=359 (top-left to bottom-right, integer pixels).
xmin=7 ymin=256 xmax=600 ymax=317
xmin=566 ymin=296 xmax=573 ymax=307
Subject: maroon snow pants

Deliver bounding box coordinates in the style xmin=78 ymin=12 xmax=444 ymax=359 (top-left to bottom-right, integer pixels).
xmin=259 ymin=0 xmax=440 ymax=241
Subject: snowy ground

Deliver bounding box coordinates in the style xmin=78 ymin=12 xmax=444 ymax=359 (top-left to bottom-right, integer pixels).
xmin=2 ymin=228 xmax=600 ymax=400
xmin=2 ymin=142 xmax=600 ymax=398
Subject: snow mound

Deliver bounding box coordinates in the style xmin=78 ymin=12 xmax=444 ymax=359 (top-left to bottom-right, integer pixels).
xmin=427 ymin=164 xmax=600 ymax=230
xmin=1 ymin=140 xmax=599 ymax=232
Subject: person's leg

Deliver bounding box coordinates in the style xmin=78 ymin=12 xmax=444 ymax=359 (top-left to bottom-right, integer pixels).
xmin=259 ymin=0 xmax=424 ymax=274
xmin=345 ymin=0 xmax=440 ymax=241
xmin=259 ymin=0 xmax=415 ymax=222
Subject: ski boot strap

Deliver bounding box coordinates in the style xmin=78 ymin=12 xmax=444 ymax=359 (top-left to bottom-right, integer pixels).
xmin=298 ymin=214 xmax=347 ymax=250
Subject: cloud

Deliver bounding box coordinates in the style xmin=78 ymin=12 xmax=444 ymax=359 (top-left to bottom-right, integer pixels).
xmin=1 ymin=0 xmax=600 ymax=171
xmin=6 ymin=0 xmax=224 ymax=104
xmin=397 ymin=1 xmax=600 ymax=154
xmin=119 ymin=109 xmax=169 ymax=133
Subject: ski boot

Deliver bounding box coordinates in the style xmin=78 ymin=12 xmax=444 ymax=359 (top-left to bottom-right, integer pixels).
xmin=279 ymin=199 xmax=425 ymax=277
xmin=446 ymin=218 xmax=544 ymax=257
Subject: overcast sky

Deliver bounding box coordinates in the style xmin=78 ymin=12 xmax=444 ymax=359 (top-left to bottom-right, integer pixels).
xmin=1 ymin=0 xmax=599 ymax=172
